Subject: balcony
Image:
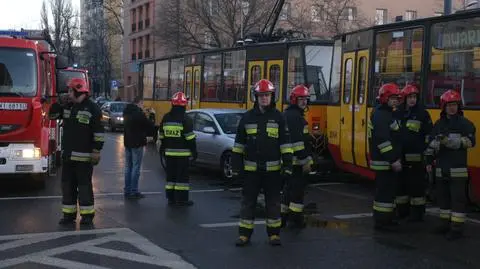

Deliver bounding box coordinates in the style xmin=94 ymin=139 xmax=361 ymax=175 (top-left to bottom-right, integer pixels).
xmin=138 ymin=51 xmax=143 ymax=60
xmin=131 ymin=23 xmax=136 ymax=32
xmin=145 ymin=19 xmax=150 ymax=28
xmin=145 ymin=50 xmax=150 ymax=58
xmin=131 ymin=53 xmax=136 ymax=60
xmin=138 ymin=21 xmax=143 ymax=31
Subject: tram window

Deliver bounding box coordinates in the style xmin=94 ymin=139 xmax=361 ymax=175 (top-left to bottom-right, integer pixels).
xmin=372 ymin=28 xmax=423 ymax=105
xmin=185 ymin=70 xmax=192 ymax=98
xmin=343 ymin=59 xmax=353 ymax=104
xmin=154 ymin=60 xmax=169 ymax=100
xmin=202 ymin=54 xmax=222 ymax=102
xmin=142 ymin=62 xmax=154 ymax=99
xmin=427 ymin=19 xmax=480 ymax=107
xmin=357 ymin=57 xmax=367 ymax=104
xmin=269 ymin=64 xmax=281 ymax=102
xmin=250 ymin=65 xmax=261 ymax=85
xmin=305 ymin=45 xmax=333 ymax=103
xmin=169 ymin=58 xmax=184 ymax=97
xmin=287 ymin=46 xmax=305 ymax=101
xmin=194 ymin=69 xmax=200 ymax=100
xmin=329 ymin=39 xmax=342 ymax=104
xmin=223 ymin=50 xmax=246 ymax=102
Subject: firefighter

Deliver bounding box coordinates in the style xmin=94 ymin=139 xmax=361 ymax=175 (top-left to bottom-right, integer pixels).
xmin=158 ymin=91 xmax=197 ymax=206
xmin=232 ymin=79 xmax=293 ymax=246
xmin=368 ymin=83 xmax=403 ymax=231
xmin=281 ymin=85 xmax=313 ymax=229
xmin=48 ymin=77 xmax=104 ymax=225
xmin=425 ymin=90 xmax=475 ymax=240
xmin=395 ymin=84 xmax=433 ymax=221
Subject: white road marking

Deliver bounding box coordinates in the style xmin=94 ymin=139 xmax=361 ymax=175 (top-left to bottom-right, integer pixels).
xmin=200 ymin=220 xmax=266 ymax=228
xmin=0 ymin=228 xmax=197 ymax=269
xmin=0 ymin=188 xmax=242 ymax=201
xmin=102 ymin=170 xmax=152 ymax=174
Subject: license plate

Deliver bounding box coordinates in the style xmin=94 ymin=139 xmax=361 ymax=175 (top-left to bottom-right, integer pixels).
xmin=16 ymin=165 xmax=33 ymax=172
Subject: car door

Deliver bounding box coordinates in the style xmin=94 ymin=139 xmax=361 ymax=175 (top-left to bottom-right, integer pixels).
xmin=193 ymin=112 xmax=220 ymax=165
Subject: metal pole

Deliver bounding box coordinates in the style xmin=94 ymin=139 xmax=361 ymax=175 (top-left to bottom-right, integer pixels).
xmin=444 ymin=0 xmax=452 ymax=15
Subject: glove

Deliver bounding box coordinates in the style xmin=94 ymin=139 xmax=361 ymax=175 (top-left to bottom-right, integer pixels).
xmin=91 ymin=151 xmax=101 ymax=165
xmin=302 ymin=163 xmax=312 ymax=174
xmin=444 ymin=137 xmax=462 ymax=150
xmin=391 ymin=159 xmax=402 ymax=172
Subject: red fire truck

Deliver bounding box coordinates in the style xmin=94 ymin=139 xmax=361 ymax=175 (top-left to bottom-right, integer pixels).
xmin=0 ymin=29 xmax=68 ymax=186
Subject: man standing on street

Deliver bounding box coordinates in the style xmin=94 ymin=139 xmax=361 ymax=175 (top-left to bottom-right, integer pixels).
xmin=49 ymin=77 xmax=104 ymax=225
xmin=123 ymin=96 xmax=154 ymax=199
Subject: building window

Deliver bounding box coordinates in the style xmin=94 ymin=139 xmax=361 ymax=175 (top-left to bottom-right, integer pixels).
xmin=375 ymin=8 xmax=387 ymax=25
xmin=405 ymin=10 xmax=417 ymax=21
xmin=311 ymin=5 xmax=321 ymax=22
xmin=341 ymin=7 xmax=356 ymax=21
xmin=280 ymin=2 xmax=291 ymax=20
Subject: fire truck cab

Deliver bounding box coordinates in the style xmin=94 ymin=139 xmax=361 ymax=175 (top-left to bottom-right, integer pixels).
xmin=0 ymin=29 xmax=68 ymax=185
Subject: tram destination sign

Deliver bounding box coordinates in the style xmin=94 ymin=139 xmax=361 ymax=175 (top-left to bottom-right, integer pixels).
xmin=437 ymin=29 xmax=480 ymax=49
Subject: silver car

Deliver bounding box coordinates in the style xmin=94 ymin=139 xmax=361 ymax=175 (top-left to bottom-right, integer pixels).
xmin=100 ymin=101 xmax=129 ymax=131
xmin=157 ymin=108 xmax=246 ymax=181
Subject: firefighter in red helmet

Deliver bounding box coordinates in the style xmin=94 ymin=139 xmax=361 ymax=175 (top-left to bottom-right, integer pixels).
xmin=232 ymin=79 xmax=293 ymax=246
xmin=158 ymin=91 xmax=197 ymax=206
xmin=425 ymin=90 xmax=475 ymax=240
xmin=48 ymin=77 xmax=104 ymax=225
xmin=280 ymin=85 xmax=313 ymax=229
xmin=395 ymin=84 xmax=433 ymax=221
xmin=368 ymin=83 xmax=403 ymax=231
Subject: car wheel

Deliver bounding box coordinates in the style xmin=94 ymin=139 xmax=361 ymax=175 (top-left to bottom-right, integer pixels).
xmin=221 ymin=151 xmax=233 ymax=181
xmin=159 ymin=148 xmax=167 ymax=171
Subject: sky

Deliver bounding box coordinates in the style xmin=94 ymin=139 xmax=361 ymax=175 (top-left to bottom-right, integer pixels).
xmin=0 ymin=0 xmax=80 ymax=30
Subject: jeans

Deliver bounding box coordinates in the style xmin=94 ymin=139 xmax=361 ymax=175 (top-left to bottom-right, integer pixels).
xmin=124 ymin=147 xmax=144 ymax=195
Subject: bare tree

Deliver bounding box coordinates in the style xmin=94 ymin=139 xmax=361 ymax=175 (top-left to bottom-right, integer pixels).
xmin=288 ymin=0 xmax=371 ymax=38
xmin=154 ymin=0 xmax=272 ymax=53
xmin=103 ymin=0 xmax=124 ymax=35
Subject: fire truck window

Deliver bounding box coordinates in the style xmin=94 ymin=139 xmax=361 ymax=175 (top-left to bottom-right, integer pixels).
xmin=372 ymin=28 xmax=424 ymax=105
xmin=428 ymin=18 xmax=480 ymax=107
xmin=202 ymin=54 xmax=222 ymax=102
xmin=154 ymin=60 xmax=169 ymax=100
xmin=0 ymin=49 xmax=36 ymax=96
xmin=343 ymin=58 xmax=353 ymax=104
xmin=142 ymin=62 xmax=154 ymax=99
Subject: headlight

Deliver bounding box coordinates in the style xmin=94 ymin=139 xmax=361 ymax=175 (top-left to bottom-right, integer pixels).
xmin=13 ymin=148 xmax=41 ymax=159
xmin=116 ymin=117 xmax=124 ymax=121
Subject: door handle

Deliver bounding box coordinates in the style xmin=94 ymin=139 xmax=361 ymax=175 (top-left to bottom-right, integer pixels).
xmin=340 ymin=117 xmax=344 ymax=124
xmin=361 ymin=119 xmax=365 ymax=127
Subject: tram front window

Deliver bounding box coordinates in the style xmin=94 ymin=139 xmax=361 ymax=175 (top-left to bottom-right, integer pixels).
xmin=305 ymin=45 xmax=333 ymax=102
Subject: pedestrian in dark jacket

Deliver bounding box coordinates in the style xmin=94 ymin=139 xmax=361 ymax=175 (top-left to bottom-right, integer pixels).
xmin=123 ymin=96 xmax=154 ymax=199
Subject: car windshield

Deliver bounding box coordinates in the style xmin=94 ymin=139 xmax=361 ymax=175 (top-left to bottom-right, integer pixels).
xmin=57 ymin=70 xmax=87 ymax=93
xmin=110 ymin=103 xmax=127 ymax=113
xmin=0 ymin=48 xmax=37 ymax=97
xmin=214 ymin=113 xmax=244 ymax=134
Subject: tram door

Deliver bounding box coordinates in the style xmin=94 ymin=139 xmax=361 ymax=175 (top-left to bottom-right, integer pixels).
xmin=184 ymin=65 xmax=201 ymax=109
xmin=247 ymin=60 xmax=284 ymax=111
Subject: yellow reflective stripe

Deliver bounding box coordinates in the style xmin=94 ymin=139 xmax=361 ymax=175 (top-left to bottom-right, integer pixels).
xmin=461 ymin=137 xmax=473 ymax=148
xmin=370 ymin=160 xmax=390 ymax=171
xmin=289 ymin=202 xmax=304 ymax=213
xmin=439 ymin=209 xmax=451 ymax=219
xmin=266 ymin=160 xmax=281 ymax=171
xmin=280 ymin=143 xmax=293 ymax=154
xmin=380 ymin=145 xmax=393 ymax=153
xmin=406 ymin=120 xmax=421 ymax=132
xmin=94 ymin=133 xmax=105 ymax=142
xmin=62 ymin=205 xmax=77 ymax=214
xmin=450 ymin=167 xmax=468 ymax=178
xmin=77 ymin=110 xmax=92 ymax=118
xmin=244 ymin=161 xmax=257 ymax=171
xmin=165 ymin=148 xmax=191 ymax=156
xmin=239 ymin=219 xmax=254 ymax=229
xmin=451 ymin=212 xmax=466 ymax=223
xmin=390 ymin=121 xmax=400 ymax=131
xmin=232 ymin=143 xmax=245 ymax=154
xmin=174 ymin=183 xmax=190 ymax=191
xmin=165 ymin=182 xmax=175 ymax=190
xmin=79 ymin=206 xmax=95 ymax=215
xmin=184 ymin=132 xmax=196 ymax=140
xmin=245 ymin=124 xmax=257 ymax=135
xmin=70 ymin=152 xmax=91 ymax=162
xmin=395 ymin=196 xmax=409 ymax=205
xmin=303 ymin=125 xmax=309 ymax=134
xmin=266 ymin=127 xmax=279 ymax=138
xmin=377 ymin=141 xmax=392 ymax=152
xmin=163 ymin=125 xmax=183 ymax=137
xmin=405 ymin=154 xmax=421 ymax=162
xmin=71 ymin=156 xmax=91 ymax=162
xmin=410 ymin=197 xmax=426 ymax=205
xmin=292 ymin=141 xmax=305 ymax=152
xmin=373 ymin=201 xmax=395 ymax=213
xmin=266 ymin=218 xmax=282 ymax=228
xmin=293 ymin=156 xmax=313 ymax=165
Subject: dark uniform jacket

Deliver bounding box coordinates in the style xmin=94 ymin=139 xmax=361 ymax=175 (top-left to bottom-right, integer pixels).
xmin=123 ymin=104 xmax=154 ymax=148
xmin=49 ymin=98 xmax=104 ymax=162
xmin=284 ymin=105 xmax=313 ymax=166
xmin=425 ymin=113 xmax=475 ymax=176
xmin=158 ymin=107 xmax=197 ymax=157
xmin=232 ymin=105 xmax=293 ymax=174
xmin=368 ymin=104 xmax=402 ymax=171
xmin=399 ymin=104 xmax=433 ymax=163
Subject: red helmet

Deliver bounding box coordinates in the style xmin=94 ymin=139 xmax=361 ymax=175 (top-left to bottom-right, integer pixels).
xmin=68 ymin=77 xmax=89 ymax=93
xmin=440 ymin=90 xmax=461 ymax=109
xmin=377 ymin=83 xmax=401 ymax=104
xmin=171 ymin=91 xmax=188 ymax=106
xmin=289 ymin=85 xmax=310 ymax=104
xmin=401 ymin=84 xmax=419 ymax=98
xmin=253 ymin=79 xmax=275 ymax=94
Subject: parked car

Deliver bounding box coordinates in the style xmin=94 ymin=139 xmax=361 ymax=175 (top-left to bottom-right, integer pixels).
xmin=100 ymin=101 xmax=129 ymax=131
xmin=157 ymin=108 xmax=246 ymax=181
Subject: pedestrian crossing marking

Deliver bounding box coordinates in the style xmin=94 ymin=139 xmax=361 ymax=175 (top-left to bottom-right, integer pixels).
xmin=0 ymin=228 xmax=197 ymax=269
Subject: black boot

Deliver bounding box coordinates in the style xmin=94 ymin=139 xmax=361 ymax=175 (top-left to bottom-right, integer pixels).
xmin=58 ymin=214 xmax=76 ymax=225
xmin=268 ymin=235 xmax=282 ymax=246
xmin=80 ymin=215 xmax=94 ymax=225
xmin=281 ymin=213 xmax=289 ymax=228
xmin=235 ymin=236 xmax=250 ymax=247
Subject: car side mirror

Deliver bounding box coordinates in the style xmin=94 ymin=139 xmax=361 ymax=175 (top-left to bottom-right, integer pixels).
xmin=203 ymin=126 xmax=216 ymax=134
